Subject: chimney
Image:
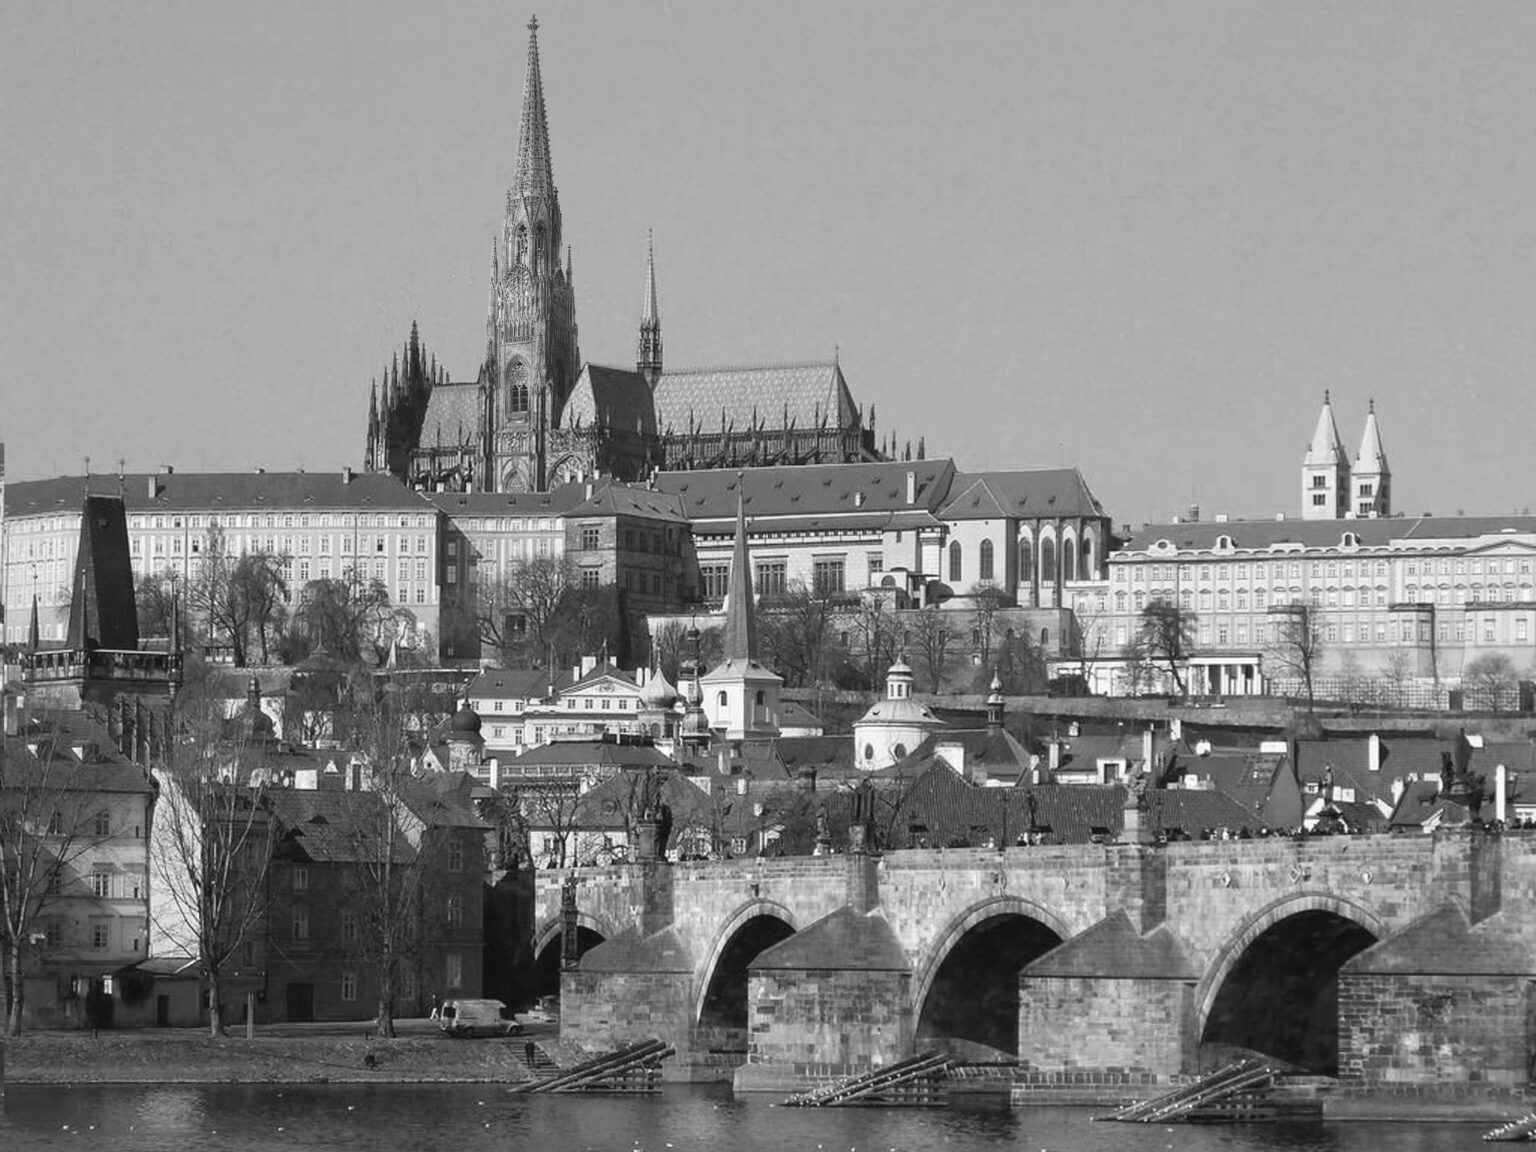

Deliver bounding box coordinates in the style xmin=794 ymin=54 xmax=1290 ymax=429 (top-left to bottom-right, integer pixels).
xmin=905 ymin=470 xmax=916 ymax=505
xmin=342 ymin=465 xmax=354 ymax=485
xmin=1368 ymin=733 xmax=1382 ymax=773
xmin=147 ymin=475 xmax=159 ymax=499
xmin=1142 ymin=726 xmax=1155 ymax=773
xmin=854 ymin=491 xmax=865 ymax=508
xmin=1391 ymin=777 xmax=1406 ymax=804
xmin=1048 ymin=740 xmax=1061 ymax=771
xmin=3 ymin=689 xmax=21 ymax=737
xmin=160 ymin=464 xmax=174 ymax=475
xmin=1495 ymin=763 xmax=1508 ymax=823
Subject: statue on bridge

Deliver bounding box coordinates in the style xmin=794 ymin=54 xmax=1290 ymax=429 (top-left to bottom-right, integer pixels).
xmin=849 ymin=778 xmax=876 ymax=853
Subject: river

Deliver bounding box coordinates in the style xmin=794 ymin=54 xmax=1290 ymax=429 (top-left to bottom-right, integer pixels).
xmin=0 ymin=1083 xmax=1494 ymax=1151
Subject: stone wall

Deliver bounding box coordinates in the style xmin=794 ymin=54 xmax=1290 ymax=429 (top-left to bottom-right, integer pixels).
xmin=560 ymin=969 xmax=694 ymax=1055
xmin=1017 ymin=977 xmax=1191 ymax=1085
xmin=1339 ymin=973 xmax=1530 ymax=1092
xmin=747 ymin=967 xmax=911 ymax=1069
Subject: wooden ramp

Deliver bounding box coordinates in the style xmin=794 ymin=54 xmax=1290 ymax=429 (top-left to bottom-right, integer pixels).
xmin=1484 ymin=1112 xmax=1536 ymax=1142
xmin=783 ymin=1052 xmax=953 ymax=1108
xmin=512 ymin=1038 xmax=674 ymax=1096
xmin=1096 ymin=1060 xmax=1276 ymax=1123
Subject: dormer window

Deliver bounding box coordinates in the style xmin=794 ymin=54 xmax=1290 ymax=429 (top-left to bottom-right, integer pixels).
xmin=1341 ymin=531 xmax=1359 ymax=548
xmin=1215 ymin=535 xmax=1234 ymax=552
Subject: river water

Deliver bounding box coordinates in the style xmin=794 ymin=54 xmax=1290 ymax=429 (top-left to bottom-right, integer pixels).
xmin=0 ymin=1083 xmax=1493 ymax=1151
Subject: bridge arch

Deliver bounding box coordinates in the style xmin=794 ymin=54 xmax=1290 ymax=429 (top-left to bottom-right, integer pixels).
xmin=693 ymin=899 xmax=799 ymax=1027
xmin=1194 ymin=891 xmax=1384 ymax=1074
xmin=911 ymin=896 xmax=1071 ymax=1057
xmin=532 ymin=910 xmax=617 ymax=963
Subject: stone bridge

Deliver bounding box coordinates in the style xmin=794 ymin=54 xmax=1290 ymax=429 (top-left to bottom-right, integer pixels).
xmin=533 ymin=830 xmax=1536 ymax=1097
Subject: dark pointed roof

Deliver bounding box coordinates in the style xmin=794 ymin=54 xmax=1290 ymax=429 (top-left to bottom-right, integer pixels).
xmin=511 ymin=17 xmax=555 ymax=201
xmin=721 ymin=489 xmax=757 ymax=662
xmin=641 ymin=231 xmax=659 ymax=329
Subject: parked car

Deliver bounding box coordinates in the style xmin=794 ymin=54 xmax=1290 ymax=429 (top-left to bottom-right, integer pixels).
xmin=520 ymin=995 xmax=560 ymax=1024
xmin=436 ymin=998 xmax=522 ymax=1038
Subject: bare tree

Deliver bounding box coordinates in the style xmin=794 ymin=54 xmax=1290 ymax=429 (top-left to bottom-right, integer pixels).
xmin=515 ymin=782 xmax=586 ymax=869
xmin=1380 ymin=648 xmax=1414 ymax=709
xmin=1464 ymin=653 xmax=1519 ymax=713
xmin=851 ymin=591 xmax=902 ymax=690
xmin=758 ymin=582 xmax=847 ymax=689
xmin=1266 ymin=603 xmax=1325 ymax=710
xmin=476 ymin=557 xmax=575 ymax=666
xmin=1067 ymin=594 xmax=1112 ymax=691
xmin=187 ymin=527 xmax=290 ymax=666
xmin=1140 ymin=600 xmax=1197 ymax=697
xmin=135 ymin=570 xmax=177 ymax=640
xmin=0 ymin=720 xmax=117 ymax=1035
xmin=1118 ymin=631 xmax=1158 ymax=697
xmin=149 ymin=690 xmax=281 ymax=1038
xmin=907 ymin=606 xmax=956 ymax=694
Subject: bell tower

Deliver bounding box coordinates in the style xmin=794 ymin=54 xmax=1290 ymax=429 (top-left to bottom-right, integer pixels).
xmin=485 ymin=16 xmax=580 ymax=492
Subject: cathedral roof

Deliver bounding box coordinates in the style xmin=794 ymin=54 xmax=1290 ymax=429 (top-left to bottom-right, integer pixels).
xmin=939 ymin=469 xmax=1107 ymax=521
xmin=653 ymin=361 xmax=858 ymax=434
xmin=420 ymin=382 xmax=482 ymax=447
xmin=562 ymin=365 xmax=658 ymax=437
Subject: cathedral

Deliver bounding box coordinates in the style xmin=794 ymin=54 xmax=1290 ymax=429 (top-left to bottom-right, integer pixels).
xmin=364 ymin=18 xmax=882 ymax=494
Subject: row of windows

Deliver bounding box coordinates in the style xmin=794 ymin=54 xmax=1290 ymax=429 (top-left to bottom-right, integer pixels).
xmin=1119 ymin=556 xmax=1535 ymax=582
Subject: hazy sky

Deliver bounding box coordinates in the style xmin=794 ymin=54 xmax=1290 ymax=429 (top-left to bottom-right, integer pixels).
xmin=4 ymin=1 xmax=1536 ymax=528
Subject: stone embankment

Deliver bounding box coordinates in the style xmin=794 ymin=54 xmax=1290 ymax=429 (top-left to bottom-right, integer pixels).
xmin=1 ymin=1029 xmax=546 ymax=1085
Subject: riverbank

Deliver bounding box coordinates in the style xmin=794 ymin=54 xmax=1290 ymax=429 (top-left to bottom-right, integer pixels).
xmin=1 ymin=1029 xmax=544 ymax=1085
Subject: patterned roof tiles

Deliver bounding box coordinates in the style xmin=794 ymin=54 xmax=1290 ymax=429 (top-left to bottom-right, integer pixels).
xmin=562 ymin=366 xmax=657 ymax=437
xmin=420 ymin=383 xmax=483 ymax=447
xmin=652 ymin=362 xmax=858 ymax=434
xmin=653 ymin=459 xmax=956 ymax=522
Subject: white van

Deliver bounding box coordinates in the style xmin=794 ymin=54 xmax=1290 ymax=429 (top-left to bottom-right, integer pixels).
xmin=436 ymin=998 xmax=522 ymax=1038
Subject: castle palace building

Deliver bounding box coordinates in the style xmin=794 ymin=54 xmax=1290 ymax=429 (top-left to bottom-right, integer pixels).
xmin=364 ymin=19 xmax=880 ymax=496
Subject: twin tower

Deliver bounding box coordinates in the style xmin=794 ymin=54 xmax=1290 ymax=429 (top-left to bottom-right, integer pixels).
xmin=1301 ymin=393 xmax=1391 ymax=520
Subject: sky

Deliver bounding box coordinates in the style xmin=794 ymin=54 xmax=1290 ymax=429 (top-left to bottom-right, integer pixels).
xmin=4 ymin=0 xmax=1536 ymax=529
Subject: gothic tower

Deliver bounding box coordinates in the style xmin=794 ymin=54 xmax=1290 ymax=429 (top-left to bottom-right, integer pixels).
xmin=1301 ymin=390 xmax=1350 ymax=520
xmin=484 ymin=16 xmax=580 ymax=492
xmin=637 ymin=231 xmax=663 ymax=389
xmin=1351 ymin=399 xmax=1390 ymax=518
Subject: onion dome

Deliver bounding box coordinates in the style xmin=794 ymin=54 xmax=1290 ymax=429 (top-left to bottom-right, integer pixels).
xmin=448 ymin=701 xmax=483 ymax=739
xmin=640 ymin=667 xmax=678 ymax=710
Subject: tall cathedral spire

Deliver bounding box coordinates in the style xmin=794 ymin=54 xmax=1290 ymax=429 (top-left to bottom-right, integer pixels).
xmin=637 ymin=230 xmax=663 ymax=388
xmin=512 ymin=16 xmax=555 ymax=201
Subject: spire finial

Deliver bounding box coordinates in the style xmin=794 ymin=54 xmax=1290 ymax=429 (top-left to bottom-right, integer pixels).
xmin=1368 ymin=396 xmax=1375 ymax=414
xmin=1324 ymin=388 xmax=1331 ymax=404
xmin=511 ymin=14 xmax=555 ymax=200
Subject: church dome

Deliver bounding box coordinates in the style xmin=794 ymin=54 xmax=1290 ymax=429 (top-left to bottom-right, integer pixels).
xmin=448 ymin=701 xmax=483 ymax=738
xmin=640 ymin=668 xmax=678 ymax=710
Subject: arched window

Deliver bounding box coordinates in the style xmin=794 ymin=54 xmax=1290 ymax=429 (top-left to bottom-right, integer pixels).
xmin=716 ymin=691 xmax=727 ymax=708
xmin=1063 ymin=537 xmax=1078 ymax=582
xmin=506 ymin=360 xmax=529 ymax=417
xmin=755 ymin=690 xmax=765 ymax=706
xmin=534 ymin=223 xmax=547 ymax=274
xmin=515 ymin=225 xmax=528 ymax=267
xmin=1040 ymin=627 xmax=1049 ymax=647
xmin=979 ymin=539 xmax=994 ymax=582
xmin=864 ymin=743 xmax=874 ymax=762
xmin=1040 ymin=537 xmax=1057 ymax=583
xmin=948 ymin=540 xmax=962 ymax=583
xmin=1082 ymin=532 xmax=1097 ymax=577
xmin=1019 ymin=538 xmax=1034 ymax=583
